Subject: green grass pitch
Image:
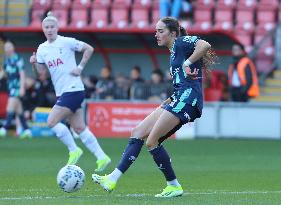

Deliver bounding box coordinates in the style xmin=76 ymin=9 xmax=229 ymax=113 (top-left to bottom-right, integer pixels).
xmin=0 ymin=137 xmax=281 ymax=205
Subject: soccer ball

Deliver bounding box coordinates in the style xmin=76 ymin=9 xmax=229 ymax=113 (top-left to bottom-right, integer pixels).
xmin=56 ymin=165 xmax=85 ymax=193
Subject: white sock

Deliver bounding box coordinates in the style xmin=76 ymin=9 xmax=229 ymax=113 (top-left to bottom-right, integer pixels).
xmin=167 ymin=179 xmax=181 ymax=187
xmin=79 ymin=127 xmax=106 ymax=160
xmin=51 ymin=123 xmax=77 ymax=152
xmin=108 ymin=168 xmax=123 ymax=182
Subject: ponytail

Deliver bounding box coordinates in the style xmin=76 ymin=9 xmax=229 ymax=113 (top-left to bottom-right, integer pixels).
xmin=179 ymin=26 xmax=187 ymax=37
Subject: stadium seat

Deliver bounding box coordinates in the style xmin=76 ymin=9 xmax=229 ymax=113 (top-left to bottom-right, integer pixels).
xmin=91 ymin=0 xmax=111 ymax=8
xmin=216 ymin=0 xmax=236 ymax=9
xmin=214 ymin=8 xmax=234 ymax=31
xmin=235 ymin=9 xmax=255 ymax=33
xmin=72 ymin=0 xmax=91 ymax=9
xmin=110 ymin=7 xmax=129 ymax=29
xmin=112 ymin=0 xmax=132 ymax=8
xmin=279 ymin=6 xmax=281 ymax=21
xmin=193 ymin=0 xmax=215 ymax=9
xmin=69 ymin=9 xmax=88 ymax=28
xmin=204 ymin=88 xmax=222 ymax=102
xmin=192 ymin=8 xmax=212 ymax=31
xmin=234 ymin=31 xmax=253 ymax=52
xmin=89 ymin=8 xmax=108 ymax=29
xmin=254 ymin=32 xmax=274 ymax=57
xmin=32 ymin=0 xmax=52 ymax=10
xmin=30 ymin=9 xmax=45 ymax=28
xmin=51 ymin=9 xmax=68 ymax=28
xmin=0 ymin=91 xmax=8 ymax=118
xmin=131 ymin=6 xmax=149 ymax=29
xmin=53 ymin=0 xmax=72 ymax=9
xmin=133 ymin=0 xmax=151 ymax=8
xmin=151 ymin=8 xmax=159 ymax=27
xmin=258 ymin=0 xmax=279 ymax=10
xmin=256 ymin=8 xmax=276 ymax=33
xmin=237 ymin=0 xmax=257 ymax=9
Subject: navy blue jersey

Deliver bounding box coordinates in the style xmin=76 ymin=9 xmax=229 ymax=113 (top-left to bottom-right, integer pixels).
xmin=169 ymin=35 xmax=203 ymax=113
xmin=3 ymin=53 xmax=24 ymax=97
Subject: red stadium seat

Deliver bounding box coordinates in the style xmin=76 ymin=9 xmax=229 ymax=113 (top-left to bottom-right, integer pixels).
xmin=0 ymin=92 xmax=8 ymax=118
xmin=112 ymin=0 xmax=132 ymax=8
xmin=279 ymin=6 xmax=281 ymax=21
xmin=204 ymin=88 xmax=222 ymax=102
xmin=91 ymin=0 xmax=111 ymax=8
xmin=254 ymin=32 xmax=274 ymax=57
xmin=193 ymin=0 xmax=215 ymax=9
xmin=235 ymin=9 xmax=255 ymax=33
xmin=69 ymin=9 xmax=88 ymax=28
xmin=214 ymin=8 xmax=234 ymax=31
xmin=151 ymin=8 xmax=159 ymax=27
xmin=51 ymin=9 xmax=68 ymax=28
xmin=133 ymin=0 xmax=151 ymax=8
xmin=256 ymin=8 xmax=276 ymax=33
xmin=53 ymin=0 xmax=72 ymax=9
xmin=89 ymin=8 xmax=108 ymax=29
xmin=131 ymin=6 xmax=149 ymax=29
xmin=258 ymin=0 xmax=279 ymax=10
xmin=30 ymin=9 xmax=45 ymax=28
xmin=72 ymin=0 xmax=91 ymax=9
xmin=32 ymin=0 xmax=52 ymax=10
xmin=216 ymin=0 xmax=236 ymax=9
xmin=237 ymin=0 xmax=257 ymax=9
xmin=192 ymin=8 xmax=212 ymax=31
xmin=110 ymin=7 xmax=129 ymax=29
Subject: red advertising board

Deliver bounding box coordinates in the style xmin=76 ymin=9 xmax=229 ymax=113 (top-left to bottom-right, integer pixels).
xmin=87 ymin=102 xmax=159 ymax=137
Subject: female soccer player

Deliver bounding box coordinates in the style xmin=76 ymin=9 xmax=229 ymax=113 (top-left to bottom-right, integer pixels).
xmin=29 ymin=12 xmax=111 ymax=171
xmin=92 ymin=17 xmax=215 ymax=197
xmin=0 ymin=41 xmax=32 ymax=139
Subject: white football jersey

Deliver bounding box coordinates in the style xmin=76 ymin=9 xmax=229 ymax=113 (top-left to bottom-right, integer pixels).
xmin=36 ymin=35 xmax=85 ymax=96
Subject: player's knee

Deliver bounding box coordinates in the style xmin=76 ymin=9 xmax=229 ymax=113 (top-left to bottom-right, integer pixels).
xmin=47 ymin=119 xmax=57 ymax=128
xmin=72 ymin=125 xmax=85 ymax=134
xmin=131 ymin=126 xmax=145 ymax=139
xmin=145 ymin=140 xmax=157 ymax=150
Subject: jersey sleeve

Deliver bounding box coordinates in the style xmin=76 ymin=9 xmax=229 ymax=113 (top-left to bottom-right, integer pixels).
xmin=16 ymin=57 xmax=24 ymax=71
xmin=66 ymin=37 xmax=85 ymax=52
xmin=181 ymin=36 xmax=200 ymax=53
xmin=36 ymin=46 xmax=45 ymax=64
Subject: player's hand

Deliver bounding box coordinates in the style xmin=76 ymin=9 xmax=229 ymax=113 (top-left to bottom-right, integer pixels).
xmin=184 ymin=66 xmax=199 ymax=80
xmin=30 ymin=52 xmax=37 ymax=64
xmin=70 ymin=68 xmax=82 ymax=76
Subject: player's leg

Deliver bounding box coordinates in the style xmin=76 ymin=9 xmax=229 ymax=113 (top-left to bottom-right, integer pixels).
xmin=69 ymin=108 xmax=111 ymax=172
xmin=92 ymin=107 xmax=165 ymax=192
xmin=146 ymin=110 xmax=183 ymax=197
xmin=48 ymin=105 xmax=81 ymax=164
xmin=15 ymin=98 xmax=31 ymax=139
xmin=0 ymin=97 xmax=17 ymax=137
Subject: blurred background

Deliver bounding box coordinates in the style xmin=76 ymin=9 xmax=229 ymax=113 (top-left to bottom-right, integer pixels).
xmin=0 ymin=0 xmax=280 ymax=139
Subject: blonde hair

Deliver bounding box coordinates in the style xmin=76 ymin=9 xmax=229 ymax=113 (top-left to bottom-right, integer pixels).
xmin=42 ymin=11 xmax=58 ymax=24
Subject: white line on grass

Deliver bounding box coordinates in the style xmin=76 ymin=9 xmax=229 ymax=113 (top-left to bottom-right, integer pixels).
xmin=1 ymin=190 xmax=281 ymax=200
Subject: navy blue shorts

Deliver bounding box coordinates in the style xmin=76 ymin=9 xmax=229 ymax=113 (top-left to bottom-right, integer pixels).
xmin=162 ymin=101 xmax=201 ymax=125
xmin=56 ymin=91 xmax=85 ymax=113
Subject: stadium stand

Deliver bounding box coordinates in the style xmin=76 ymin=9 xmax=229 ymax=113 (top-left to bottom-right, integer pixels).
xmin=0 ymin=0 xmax=6 ymax=26
xmin=0 ymin=91 xmax=8 ymax=118
xmin=6 ymin=0 xmax=30 ymax=26
xmin=53 ymin=0 xmax=72 ymax=9
xmin=69 ymin=8 xmax=88 ymax=28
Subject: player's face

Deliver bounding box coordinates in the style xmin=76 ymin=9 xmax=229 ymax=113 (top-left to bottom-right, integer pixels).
xmin=42 ymin=20 xmax=58 ymax=42
xmin=232 ymin=44 xmax=244 ymax=57
xmin=4 ymin=42 xmax=15 ymax=57
xmin=155 ymin=21 xmax=172 ymax=47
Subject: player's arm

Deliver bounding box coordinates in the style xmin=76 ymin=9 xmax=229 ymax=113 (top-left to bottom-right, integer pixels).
xmin=183 ymin=39 xmax=211 ymax=78
xmin=30 ymin=52 xmax=47 ymax=77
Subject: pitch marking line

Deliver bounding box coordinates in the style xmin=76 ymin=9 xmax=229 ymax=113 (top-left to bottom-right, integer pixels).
xmin=1 ymin=190 xmax=281 ymax=200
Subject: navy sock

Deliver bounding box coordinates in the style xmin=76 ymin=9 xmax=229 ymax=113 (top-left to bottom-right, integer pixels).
xmin=4 ymin=112 xmax=15 ymax=129
xmin=117 ymin=138 xmax=144 ymax=173
xmin=18 ymin=114 xmax=28 ymax=130
xmin=149 ymin=145 xmax=176 ymax=181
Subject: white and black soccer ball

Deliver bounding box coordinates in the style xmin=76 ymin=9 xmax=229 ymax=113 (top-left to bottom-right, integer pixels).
xmin=57 ymin=165 xmax=85 ymax=193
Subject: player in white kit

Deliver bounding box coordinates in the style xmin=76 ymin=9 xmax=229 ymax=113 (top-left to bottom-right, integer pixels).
xmin=29 ymin=12 xmax=111 ymax=171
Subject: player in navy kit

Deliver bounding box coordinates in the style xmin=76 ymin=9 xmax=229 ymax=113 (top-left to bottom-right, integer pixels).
xmin=92 ymin=17 xmax=215 ymax=197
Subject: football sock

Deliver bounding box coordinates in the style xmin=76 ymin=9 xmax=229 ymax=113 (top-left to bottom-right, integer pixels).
xmin=18 ymin=114 xmax=28 ymax=130
xmin=117 ymin=138 xmax=144 ymax=173
xmin=108 ymin=168 xmax=123 ymax=182
xmin=51 ymin=123 xmax=77 ymax=152
xmin=79 ymin=127 xmax=106 ymax=160
xmin=3 ymin=112 xmax=15 ymax=129
xmin=167 ymin=179 xmax=181 ymax=187
xmin=149 ymin=145 xmax=177 ymax=181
